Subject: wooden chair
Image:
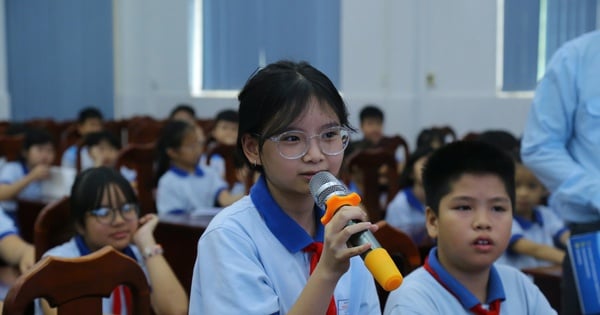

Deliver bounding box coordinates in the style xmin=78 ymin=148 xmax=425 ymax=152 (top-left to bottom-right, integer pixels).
xmin=115 ymin=143 xmax=157 ymax=215
xmin=346 ymin=148 xmax=399 ymax=222
xmin=127 ymin=116 xmax=164 ymax=145
xmin=33 ymin=197 xmax=74 ymax=261
xmin=2 ymin=246 xmax=152 ymax=315
xmin=0 ymin=135 xmax=24 ymax=161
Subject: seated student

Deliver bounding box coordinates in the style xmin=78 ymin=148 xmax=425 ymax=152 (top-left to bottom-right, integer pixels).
xmin=37 ymin=167 xmax=187 ymax=315
xmin=83 ymin=131 xmax=137 ymax=185
xmin=61 ymin=107 xmax=104 ymax=170
xmin=204 ymin=109 xmax=239 ymax=177
xmin=189 ymin=60 xmax=380 ymax=314
xmin=496 ymin=153 xmax=569 ymax=270
xmin=384 ymin=141 xmax=556 ymax=315
xmin=0 ymin=207 xmax=35 ymax=308
xmin=385 ymin=146 xmax=434 ymax=244
xmin=168 ymin=103 xmax=208 ymax=163
xmin=155 ymin=121 xmax=242 ymax=215
xmin=0 ymin=128 xmax=55 ymax=220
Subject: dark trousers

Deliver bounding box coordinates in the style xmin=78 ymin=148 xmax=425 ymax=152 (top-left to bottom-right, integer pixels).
xmin=561 ymin=221 xmax=600 ymax=315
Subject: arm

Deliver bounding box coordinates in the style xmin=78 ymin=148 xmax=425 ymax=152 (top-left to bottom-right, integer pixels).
xmin=0 ymin=165 xmax=50 ymax=200
xmin=216 ymin=189 xmax=243 ymax=207
xmin=511 ymin=238 xmax=565 ymax=265
xmin=133 ymin=214 xmax=188 ymax=315
xmin=0 ymin=234 xmax=35 ymax=273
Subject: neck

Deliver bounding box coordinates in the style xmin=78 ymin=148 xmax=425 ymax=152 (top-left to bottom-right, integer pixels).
xmin=266 ymin=181 xmax=317 ymax=237
xmin=412 ymin=184 xmax=426 ymax=204
xmin=172 ymin=162 xmax=196 ymax=173
xmin=437 ymin=252 xmax=491 ymax=303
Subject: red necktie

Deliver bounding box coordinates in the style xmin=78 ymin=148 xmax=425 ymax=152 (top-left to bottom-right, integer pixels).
xmin=470 ymin=300 xmax=500 ymax=315
xmin=303 ymin=242 xmax=337 ymax=315
xmin=112 ymin=285 xmax=132 ymax=315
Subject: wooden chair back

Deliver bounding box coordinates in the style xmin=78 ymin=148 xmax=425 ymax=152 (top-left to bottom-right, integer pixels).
xmin=346 ymin=148 xmax=399 ymax=222
xmin=33 ymin=197 xmax=74 ymax=261
xmin=115 ymin=143 xmax=157 ymax=215
xmin=2 ymin=246 xmax=152 ymax=315
xmin=0 ymin=134 xmax=24 ymax=161
xmin=127 ymin=117 xmax=164 ymax=145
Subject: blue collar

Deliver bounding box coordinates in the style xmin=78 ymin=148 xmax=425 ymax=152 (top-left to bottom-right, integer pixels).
xmin=514 ymin=207 xmax=544 ymax=230
xmin=19 ymin=160 xmax=29 ymax=175
xmin=75 ymin=235 xmax=137 ymax=261
xmin=426 ymin=247 xmax=506 ymax=309
xmin=169 ymin=165 xmax=204 ymax=177
xmin=250 ymin=175 xmax=325 ymax=253
xmin=404 ymin=188 xmax=425 ymax=213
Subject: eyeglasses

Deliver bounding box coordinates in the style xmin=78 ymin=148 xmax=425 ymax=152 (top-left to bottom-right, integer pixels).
xmin=88 ymin=203 xmax=140 ymax=225
xmin=266 ymin=126 xmax=350 ymax=159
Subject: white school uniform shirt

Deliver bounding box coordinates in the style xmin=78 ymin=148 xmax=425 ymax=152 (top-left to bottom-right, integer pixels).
xmin=497 ymin=206 xmax=568 ymax=270
xmin=60 ymin=145 xmax=94 ymax=170
xmin=0 ymin=207 xmax=18 ymax=299
xmin=0 ymin=161 xmax=43 ymax=214
xmin=155 ymin=165 xmax=228 ymax=215
xmin=385 ymin=188 xmax=428 ymax=243
xmin=34 ymin=236 xmax=149 ymax=315
xmin=189 ymin=176 xmax=381 ymax=315
xmin=384 ymin=247 xmax=557 ymax=315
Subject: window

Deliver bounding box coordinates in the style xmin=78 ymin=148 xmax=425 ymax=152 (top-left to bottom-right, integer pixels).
xmin=191 ymin=0 xmax=340 ymax=96
xmin=498 ymin=0 xmax=598 ymax=93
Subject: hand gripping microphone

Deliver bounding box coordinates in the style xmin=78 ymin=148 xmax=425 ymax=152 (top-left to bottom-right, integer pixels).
xmin=309 ymin=171 xmax=403 ymax=291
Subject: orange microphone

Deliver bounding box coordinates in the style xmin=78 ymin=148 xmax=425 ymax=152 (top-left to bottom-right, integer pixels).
xmin=309 ymin=171 xmax=403 ymax=291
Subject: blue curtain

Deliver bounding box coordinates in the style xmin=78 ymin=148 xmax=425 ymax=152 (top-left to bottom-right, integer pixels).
xmin=6 ymin=0 xmax=114 ymax=121
xmin=502 ymin=0 xmax=540 ymax=92
xmin=202 ymin=0 xmax=340 ymax=90
xmin=545 ymin=0 xmax=597 ymax=60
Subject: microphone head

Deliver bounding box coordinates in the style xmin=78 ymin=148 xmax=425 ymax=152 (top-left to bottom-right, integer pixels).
xmin=309 ymin=171 xmax=349 ymax=209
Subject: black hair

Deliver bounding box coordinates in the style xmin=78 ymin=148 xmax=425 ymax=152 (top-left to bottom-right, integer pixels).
xmin=70 ymin=166 xmax=138 ymax=227
xmin=422 ymin=140 xmax=515 ymax=215
xmin=23 ymin=127 xmax=54 ymax=151
xmin=82 ymin=131 xmax=121 ymax=150
xmin=237 ymin=60 xmax=354 ymax=171
xmin=169 ymin=103 xmax=196 ymax=119
xmin=476 ymin=129 xmax=520 ymax=157
xmin=77 ymin=107 xmax=104 ymax=124
xmin=155 ymin=120 xmax=196 ymax=184
xmin=416 ymin=127 xmax=447 ymax=150
xmin=359 ymin=105 xmax=384 ymax=123
xmin=398 ymin=145 xmax=435 ymax=189
xmin=215 ymin=109 xmax=239 ymax=123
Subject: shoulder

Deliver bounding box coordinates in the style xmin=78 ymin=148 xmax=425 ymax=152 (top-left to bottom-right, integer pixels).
xmin=43 ymin=238 xmax=80 ymax=258
xmin=200 ymin=197 xmax=262 ymax=244
xmin=385 ymin=268 xmax=452 ymax=313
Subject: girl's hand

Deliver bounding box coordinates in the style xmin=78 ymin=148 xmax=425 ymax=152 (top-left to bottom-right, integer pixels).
xmin=28 ymin=164 xmax=51 ymax=181
xmin=133 ymin=214 xmax=159 ymax=248
xmin=316 ymin=205 xmax=378 ymax=279
xmin=18 ymin=245 xmax=35 ymax=274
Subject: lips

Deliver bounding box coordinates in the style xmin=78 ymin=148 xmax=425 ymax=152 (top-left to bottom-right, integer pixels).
xmin=472 ymin=237 xmax=494 ymax=251
xmin=110 ymin=231 xmax=131 ymax=240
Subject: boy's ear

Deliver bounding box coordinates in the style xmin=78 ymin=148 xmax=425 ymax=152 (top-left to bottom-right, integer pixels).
xmin=425 ymin=207 xmax=439 ymax=239
xmin=241 ymin=134 xmax=261 ymax=166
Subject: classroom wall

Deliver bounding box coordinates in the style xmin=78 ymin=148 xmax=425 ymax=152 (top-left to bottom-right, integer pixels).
xmin=1 ymin=0 xmax=532 ymax=148
xmin=0 ymin=0 xmax=10 ymax=120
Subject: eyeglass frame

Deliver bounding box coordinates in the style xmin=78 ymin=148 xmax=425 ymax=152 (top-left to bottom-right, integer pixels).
xmin=87 ymin=203 xmax=140 ymax=225
xmin=258 ymin=126 xmax=351 ymax=160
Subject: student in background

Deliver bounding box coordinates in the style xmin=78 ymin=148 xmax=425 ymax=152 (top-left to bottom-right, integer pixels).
xmin=0 ymin=128 xmax=55 ymax=220
xmin=83 ymin=131 xmax=137 ymax=185
xmin=0 ymin=207 xmax=35 ymax=309
xmin=385 ymin=146 xmax=434 ymax=244
xmin=169 ymin=103 xmax=197 ymax=124
xmin=155 ymin=120 xmax=242 ymax=215
xmin=189 ymin=61 xmax=380 ymax=314
xmin=204 ymin=109 xmax=239 ymax=178
xmin=384 ymin=141 xmax=555 ymax=314
xmin=497 ymin=153 xmax=569 ymax=270
xmin=61 ymin=107 xmax=104 ymax=170
xmin=37 ymin=167 xmax=187 ymax=315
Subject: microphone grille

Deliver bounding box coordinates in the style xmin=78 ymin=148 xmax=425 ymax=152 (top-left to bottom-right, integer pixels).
xmin=309 ymin=171 xmax=349 ymax=209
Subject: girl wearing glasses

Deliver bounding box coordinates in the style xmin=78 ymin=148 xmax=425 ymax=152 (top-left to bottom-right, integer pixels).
xmin=38 ymin=167 xmax=187 ymax=315
xmin=189 ymin=61 xmax=381 ymax=314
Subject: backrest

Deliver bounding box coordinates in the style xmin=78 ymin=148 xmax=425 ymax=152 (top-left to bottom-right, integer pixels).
xmin=115 ymin=143 xmax=157 ymax=215
xmin=346 ymin=148 xmax=399 ymax=222
xmin=33 ymin=196 xmax=74 ymax=261
xmin=127 ymin=116 xmax=164 ymax=145
xmin=2 ymin=246 xmax=152 ymax=315
xmin=0 ymin=134 xmax=24 ymax=161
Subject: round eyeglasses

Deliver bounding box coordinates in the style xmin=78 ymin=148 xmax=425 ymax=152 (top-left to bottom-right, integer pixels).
xmin=88 ymin=203 xmax=140 ymax=225
xmin=267 ymin=126 xmax=350 ymax=160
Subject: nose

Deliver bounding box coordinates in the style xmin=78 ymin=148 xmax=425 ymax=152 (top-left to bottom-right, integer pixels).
xmin=301 ymin=135 xmax=325 ymax=162
xmin=472 ymin=208 xmax=492 ymax=231
xmin=111 ymin=210 xmax=127 ymax=225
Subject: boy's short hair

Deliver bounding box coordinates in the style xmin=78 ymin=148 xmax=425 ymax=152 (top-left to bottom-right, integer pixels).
xmin=169 ymin=103 xmax=196 ymax=119
xmin=78 ymin=107 xmax=103 ymax=124
xmin=422 ymin=141 xmax=515 ymax=215
xmin=359 ymin=105 xmax=384 ymax=123
xmin=24 ymin=127 xmax=54 ymax=150
xmin=82 ymin=131 xmax=122 ymax=150
xmin=215 ymin=109 xmax=239 ymax=123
